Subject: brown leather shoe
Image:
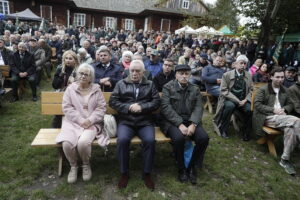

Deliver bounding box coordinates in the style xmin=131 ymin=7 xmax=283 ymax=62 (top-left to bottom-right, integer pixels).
xmin=143 ymin=173 xmax=155 ymax=191
xmin=118 ymin=174 xmax=129 ymax=189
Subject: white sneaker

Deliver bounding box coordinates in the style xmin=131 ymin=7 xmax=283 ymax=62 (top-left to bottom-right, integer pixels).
xmin=67 ymin=166 xmax=78 ymax=183
xmin=82 ymin=164 xmax=92 ymax=181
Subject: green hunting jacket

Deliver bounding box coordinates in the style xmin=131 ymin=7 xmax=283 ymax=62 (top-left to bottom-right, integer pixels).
xmin=288 ymin=83 xmax=300 ymax=117
xmin=160 ymin=80 xmax=203 ymax=135
xmin=252 ymin=83 xmax=293 ymax=136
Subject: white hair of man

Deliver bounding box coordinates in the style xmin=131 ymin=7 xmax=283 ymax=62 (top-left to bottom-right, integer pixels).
xmin=76 ymin=63 xmax=95 ymax=83
xmin=129 ymin=60 xmax=145 ymax=72
xmin=18 ymin=42 xmax=27 ymax=49
xmin=236 ymin=55 xmax=249 ymax=63
xmin=78 ymin=47 xmax=87 ymax=55
xmin=122 ymin=50 xmax=133 ymax=60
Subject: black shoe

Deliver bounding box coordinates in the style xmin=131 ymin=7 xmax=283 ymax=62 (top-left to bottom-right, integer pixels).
xmin=243 ymin=133 xmax=250 ymax=141
xmin=32 ymin=96 xmax=38 ymax=102
xmin=178 ymin=169 xmax=189 ymax=183
xmin=118 ymin=173 xmax=129 ymax=189
xmin=10 ymin=96 xmax=19 ymax=102
xmin=221 ymin=131 xmax=229 ymax=139
xmin=188 ymin=167 xmax=197 ymax=185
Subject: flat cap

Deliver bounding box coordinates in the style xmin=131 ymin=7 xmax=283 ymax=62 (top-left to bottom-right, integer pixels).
xmin=175 ymin=64 xmax=191 ymax=72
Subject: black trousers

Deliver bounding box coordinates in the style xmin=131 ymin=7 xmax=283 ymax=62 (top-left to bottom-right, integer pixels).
xmin=167 ymin=124 xmax=209 ymax=170
xmin=219 ymin=100 xmax=252 ymax=134
xmin=11 ymin=74 xmax=36 ymax=98
xmin=117 ymin=124 xmax=155 ymax=174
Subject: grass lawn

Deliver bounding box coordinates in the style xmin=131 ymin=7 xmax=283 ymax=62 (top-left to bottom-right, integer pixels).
xmin=1 ymin=80 xmax=300 ymax=200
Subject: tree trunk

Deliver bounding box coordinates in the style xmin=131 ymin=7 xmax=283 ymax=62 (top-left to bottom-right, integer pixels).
xmin=258 ymin=0 xmax=281 ymax=48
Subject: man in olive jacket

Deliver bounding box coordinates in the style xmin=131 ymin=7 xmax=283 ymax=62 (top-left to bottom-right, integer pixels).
xmin=160 ymin=64 xmax=209 ymax=185
xmin=253 ymin=67 xmax=299 ymax=175
xmin=288 ymin=71 xmax=300 ymax=117
xmin=213 ymin=55 xmax=253 ymax=141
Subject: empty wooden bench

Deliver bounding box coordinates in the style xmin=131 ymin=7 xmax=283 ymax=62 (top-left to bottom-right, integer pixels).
xmin=31 ymin=91 xmax=170 ymax=176
xmin=0 ymin=65 xmax=12 ymax=94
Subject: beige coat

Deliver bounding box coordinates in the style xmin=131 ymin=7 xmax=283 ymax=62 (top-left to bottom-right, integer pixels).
xmin=214 ymin=69 xmax=253 ymax=126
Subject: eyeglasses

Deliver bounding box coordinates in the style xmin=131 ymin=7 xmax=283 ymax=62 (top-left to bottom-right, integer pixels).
xmin=79 ymin=72 xmax=89 ymax=77
xmin=164 ymin=64 xmax=173 ymax=67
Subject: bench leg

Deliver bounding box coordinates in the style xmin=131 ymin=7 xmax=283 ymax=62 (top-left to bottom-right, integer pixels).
xmin=267 ymin=135 xmax=277 ymax=157
xmin=204 ymin=96 xmax=213 ymax=114
xmin=58 ymin=148 xmax=63 ymax=177
xmin=257 ymin=136 xmax=267 ymax=145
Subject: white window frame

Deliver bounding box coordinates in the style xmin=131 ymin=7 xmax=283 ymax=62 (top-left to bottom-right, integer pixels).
xmin=0 ymin=0 xmax=9 ymax=15
xmin=125 ymin=19 xmax=134 ymax=31
xmin=74 ymin=13 xmax=86 ymax=27
xmin=40 ymin=5 xmax=52 ymax=21
xmin=105 ymin=17 xmax=115 ymax=29
xmin=160 ymin=18 xmax=171 ymax=32
xmin=144 ymin=17 xmax=149 ymax=31
xmin=182 ymin=0 xmax=190 ymax=9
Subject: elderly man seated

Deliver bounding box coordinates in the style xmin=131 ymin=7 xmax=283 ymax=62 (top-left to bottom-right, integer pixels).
xmin=253 ymin=67 xmax=300 ymax=175
xmin=160 ymin=64 xmax=209 ymax=185
xmin=214 ymin=55 xmax=253 ymax=140
xmin=77 ymin=48 xmax=93 ymax=64
xmin=109 ymin=60 xmax=160 ymax=190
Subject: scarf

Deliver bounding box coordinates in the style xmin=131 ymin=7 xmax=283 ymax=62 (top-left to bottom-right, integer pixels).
xmin=122 ymin=60 xmax=131 ymax=69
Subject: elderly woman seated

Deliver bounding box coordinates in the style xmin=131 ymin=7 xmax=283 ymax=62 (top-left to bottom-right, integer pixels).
xmin=77 ymin=48 xmax=93 ymax=64
xmin=56 ymin=63 xmax=107 ymax=183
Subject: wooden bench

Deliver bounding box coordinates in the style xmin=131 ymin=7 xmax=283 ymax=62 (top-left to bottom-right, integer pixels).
xmin=251 ymin=83 xmax=283 ymax=157
xmin=201 ymin=91 xmax=213 ymax=114
xmin=0 ymin=65 xmax=12 ymax=95
xmin=31 ymin=91 xmax=170 ymax=176
xmin=0 ymin=65 xmax=26 ymax=97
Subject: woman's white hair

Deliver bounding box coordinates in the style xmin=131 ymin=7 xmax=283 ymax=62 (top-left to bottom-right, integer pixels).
xmin=122 ymin=50 xmax=134 ymax=60
xmin=76 ymin=63 xmax=95 ymax=83
xmin=129 ymin=60 xmax=145 ymax=71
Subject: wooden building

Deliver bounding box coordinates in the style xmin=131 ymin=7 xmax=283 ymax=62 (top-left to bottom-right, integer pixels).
xmin=4 ymin=0 xmax=209 ymax=32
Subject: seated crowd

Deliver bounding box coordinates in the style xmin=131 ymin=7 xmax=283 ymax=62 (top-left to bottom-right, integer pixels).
xmin=0 ymin=23 xmax=300 ymax=189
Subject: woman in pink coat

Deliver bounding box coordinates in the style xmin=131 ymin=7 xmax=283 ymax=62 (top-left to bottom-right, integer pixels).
xmin=249 ymin=58 xmax=263 ymax=76
xmin=56 ymin=63 xmax=107 ymax=183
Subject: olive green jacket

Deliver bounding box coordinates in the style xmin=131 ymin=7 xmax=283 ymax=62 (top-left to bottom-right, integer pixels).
xmin=160 ymin=80 xmax=203 ymax=134
xmin=288 ymin=83 xmax=300 ymax=117
xmin=252 ymin=83 xmax=293 ymax=136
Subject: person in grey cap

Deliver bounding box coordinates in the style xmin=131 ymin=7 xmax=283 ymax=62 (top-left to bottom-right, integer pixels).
xmin=160 ymin=64 xmax=209 ymax=185
xmin=214 ymin=55 xmax=253 ymax=141
xmin=144 ymin=49 xmax=163 ymax=78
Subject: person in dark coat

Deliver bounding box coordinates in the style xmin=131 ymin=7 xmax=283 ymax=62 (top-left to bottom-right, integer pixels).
xmin=283 ymin=66 xmax=296 ymax=88
xmin=10 ymin=42 xmax=37 ymax=102
xmin=52 ymin=50 xmax=79 ymax=128
xmin=109 ymin=60 xmax=160 ymax=190
xmin=153 ymin=58 xmax=175 ymax=92
xmin=160 ymin=64 xmax=209 ymax=184
xmin=92 ymin=49 xmax=122 ymax=92
xmin=288 ymin=71 xmax=300 ymax=117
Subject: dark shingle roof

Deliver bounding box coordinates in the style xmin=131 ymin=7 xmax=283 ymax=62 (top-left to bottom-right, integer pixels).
xmin=72 ymin=0 xmax=208 ymax=16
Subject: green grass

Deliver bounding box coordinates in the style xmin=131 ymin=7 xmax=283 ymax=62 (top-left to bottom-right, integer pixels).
xmin=0 ymin=80 xmax=300 ymax=200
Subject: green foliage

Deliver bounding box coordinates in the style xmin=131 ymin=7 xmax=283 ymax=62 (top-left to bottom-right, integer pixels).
xmin=181 ymin=0 xmax=239 ymax=31
xmin=235 ymin=0 xmax=300 ymax=35
xmin=236 ymin=25 xmax=260 ymax=39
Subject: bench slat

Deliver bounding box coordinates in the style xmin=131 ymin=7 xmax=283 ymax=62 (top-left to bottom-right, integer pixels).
xmin=262 ymin=126 xmax=282 ymax=135
xmin=31 ymin=127 xmax=170 ymax=147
